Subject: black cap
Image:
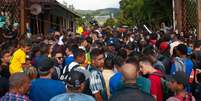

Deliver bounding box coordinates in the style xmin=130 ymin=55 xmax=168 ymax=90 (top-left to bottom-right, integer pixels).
xmin=38 ymin=58 xmax=54 ymax=75
xmin=167 ymin=71 xmax=188 ymax=86
xmin=66 ymin=71 xmax=86 ymax=88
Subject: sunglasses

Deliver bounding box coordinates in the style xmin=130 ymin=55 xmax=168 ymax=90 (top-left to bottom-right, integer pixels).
xmin=56 ymin=57 xmax=64 ymax=60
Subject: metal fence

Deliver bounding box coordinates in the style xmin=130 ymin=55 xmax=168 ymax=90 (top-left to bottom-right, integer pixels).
xmin=184 ymin=0 xmax=197 ymax=35
xmin=172 ymin=0 xmax=198 ymax=36
xmin=0 ymin=0 xmax=20 ymax=28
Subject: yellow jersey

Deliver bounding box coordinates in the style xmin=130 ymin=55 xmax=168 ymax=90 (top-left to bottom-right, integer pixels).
xmin=9 ymin=49 xmax=26 ymax=74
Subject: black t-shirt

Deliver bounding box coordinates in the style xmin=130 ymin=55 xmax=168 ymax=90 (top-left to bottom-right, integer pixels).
xmin=0 ymin=65 xmax=10 ymax=79
xmin=0 ymin=77 xmax=9 ymax=97
xmin=109 ymin=84 xmax=155 ymax=101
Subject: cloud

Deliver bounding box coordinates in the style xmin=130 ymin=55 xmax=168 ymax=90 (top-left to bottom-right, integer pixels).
xmin=57 ymin=0 xmax=120 ymax=10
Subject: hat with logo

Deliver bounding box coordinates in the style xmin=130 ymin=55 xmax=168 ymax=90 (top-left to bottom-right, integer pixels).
xmin=66 ymin=68 xmax=90 ymax=88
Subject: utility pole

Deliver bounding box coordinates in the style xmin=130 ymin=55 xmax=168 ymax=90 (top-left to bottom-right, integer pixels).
xmin=20 ymin=0 xmax=25 ymax=34
xmin=173 ymin=0 xmax=183 ymax=33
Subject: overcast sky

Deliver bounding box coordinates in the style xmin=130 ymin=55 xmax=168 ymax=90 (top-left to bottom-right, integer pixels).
xmin=57 ymin=0 xmax=120 ymax=10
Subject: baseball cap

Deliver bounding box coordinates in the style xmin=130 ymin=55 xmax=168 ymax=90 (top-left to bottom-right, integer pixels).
xmin=107 ymin=38 xmax=115 ymax=46
xmin=38 ymin=58 xmax=54 ymax=75
xmin=167 ymin=71 xmax=188 ymax=86
xmin=66 ymin=68 xmax=90 ymax=88
xmin=159 ymin=42 xmax=169 ymax=52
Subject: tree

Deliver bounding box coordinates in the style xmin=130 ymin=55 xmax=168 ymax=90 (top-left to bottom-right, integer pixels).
xmin=119 ymin=0 xmax=172 ymax=29
xmin=104 ymin=18 xmax=117 ymax=27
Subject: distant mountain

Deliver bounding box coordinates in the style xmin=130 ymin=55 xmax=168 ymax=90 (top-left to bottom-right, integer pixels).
xmin=76 ymin=8 xmax=119 ymax=17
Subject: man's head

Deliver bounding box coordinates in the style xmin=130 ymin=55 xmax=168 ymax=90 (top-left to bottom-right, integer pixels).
xmin=38 ymin=58 xmax=54 ymax=77
xmin=161 ymin=22 xmax=166 ymax=27
xmin=54 ymin=52 xmax=64 ymax=65
xmin=91 ymin=40 xmax=104 ymax=51
xmin=168 ymin=71 xmax=188 ymax=92
xmin=65 ymin=70 xmax=89 ymax=93
xmin=142 ymin=45 xmax=157 ymax=64
xmin=9 ymin=72 xmax=31 ymax=95
xmin=193 ymin=40 xmax=201 ymax=51
xmin=84 ymin=37 xmax=93 ymax=51
xmin=53 ymin=31 xmax=61 ymax=41
xmin=175 ymin=44 xmax=187 ymax=56
xmin=113 ymin=55 xmax=125 ymax=72
xmin=24 ymin=66 xmax=37 ymax=80
xmin=91 ymin=48 xmax=104 ymax=69
xmin=122 ymin=59 xmax=139 ymax=84
xmin=65 ymin=44 xmax=78 ymax=56
xmin=104 ymin=57 xmax=114 ymax=70
xmin=139 ymin=56 xmax=154 ymax=75
xmin=73 ymin=48 xmax=86 ymax=64
xmin=91 ymin=32 xmax=98 ymax=41
xmin=1 ymin=50 xmax=11 ymax=64
xmin=39 ymin=43 xmax=50 ymax=55
xmin=80 ymin=37 xmax=92 ymax=48
xmin=19 ymin=40 xmax=32 ymax=53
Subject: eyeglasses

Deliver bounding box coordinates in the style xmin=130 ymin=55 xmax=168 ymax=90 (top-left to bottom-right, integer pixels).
xmin=56 ymin=57 xmax=64 ymax=60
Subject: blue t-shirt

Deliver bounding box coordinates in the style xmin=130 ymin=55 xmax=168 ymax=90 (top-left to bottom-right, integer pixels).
xmin=109 ymin=72 xmax=123 ymax=95
xmin=50 ymin=93 xmax=95 ymax=101
xmin=29 ymin=78 xmax=66 ymax=101
xmin=64 ymin=55 xmax=74 ymax=66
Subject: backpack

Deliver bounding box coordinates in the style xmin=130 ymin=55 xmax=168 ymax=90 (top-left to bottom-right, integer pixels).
xmin=60 ymin=64 xmax=80 ymax=81
xmin=175 ymin=57 xmax=186 ymax=73
xmin=151 ymin=72 xmax=170 ymax=100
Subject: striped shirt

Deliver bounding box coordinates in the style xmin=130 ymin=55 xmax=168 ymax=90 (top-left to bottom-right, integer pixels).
xmin=0 ymin=92 xmax=31 ymax=101
xmin=88 ymin=65 xmax=108 ymax=100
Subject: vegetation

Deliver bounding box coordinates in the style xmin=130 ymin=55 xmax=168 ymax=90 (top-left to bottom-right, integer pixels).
xmin=104 ymin=18 xmax=117 ymax=27
xmin=119 ymin=0 xmax=173 ymax=29
xmin=75 ymin=8 xmax=120 ymax=26
xmin=76 ymin=8 xmax=119 ymax=17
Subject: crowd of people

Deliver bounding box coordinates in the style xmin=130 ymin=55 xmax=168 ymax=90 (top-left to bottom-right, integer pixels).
xmin=0 ymin=24 xmax=201 ymax=101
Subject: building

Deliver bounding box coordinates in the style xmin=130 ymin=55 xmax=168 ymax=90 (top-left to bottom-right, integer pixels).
xmin=0 ymin=0 xmax=80 ymax=35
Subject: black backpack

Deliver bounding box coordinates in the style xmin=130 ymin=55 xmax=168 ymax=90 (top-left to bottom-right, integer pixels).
xmin=60 ymin=64 xmax=80 ymax=81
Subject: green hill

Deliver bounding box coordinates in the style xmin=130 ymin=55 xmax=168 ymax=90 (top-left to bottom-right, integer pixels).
xmin=76 ymin=8 xmax=119 ymax=17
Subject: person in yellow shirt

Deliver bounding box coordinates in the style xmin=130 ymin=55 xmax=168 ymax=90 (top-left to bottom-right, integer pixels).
xmin=9 ymin=40 xmax=31 ymax=74
xmin=76 ymin=26 xmax=84 ymax=35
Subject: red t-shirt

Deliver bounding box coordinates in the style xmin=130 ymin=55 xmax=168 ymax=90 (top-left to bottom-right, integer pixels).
xmin=149 ymin=70 xmax=163 ymax=101
xmin=82 ymin=31 xmax=89 ymax=38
